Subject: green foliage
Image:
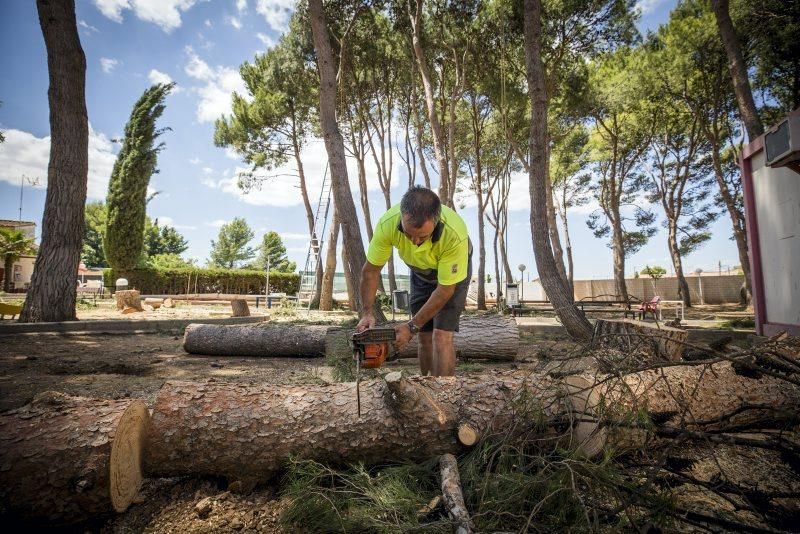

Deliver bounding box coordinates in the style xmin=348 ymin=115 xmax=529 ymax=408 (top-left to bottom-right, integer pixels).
xmin=280 ymin=458 xmax=449 ymax=533
xmin=0 ymin=228 xmax=36 ymax=292
xmin=253 ymin=231 xmax=296 ymax=272
xmin=641 ymin=265 xmax=666 ymax=279
xmin=144 ymin=218 xmax=189 ymax=257
xmin=102 ymin=267 xmax=299 ymax=295
xmin=208 ymin=217 xmax=256 ymax=269
xmin=145 ymin=253 xmax=196 ymax=269
xmin=104 ymin=83 xmax=174 ymax=271
xmin=81 ymin=201 xmax=107 ymax=268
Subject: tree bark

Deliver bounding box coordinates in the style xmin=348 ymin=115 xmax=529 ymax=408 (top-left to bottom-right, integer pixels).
xmin=545 ymin=166 xmax=568 ymax=288
xmin=230 ymin=298 xmax=250 ymax=317
xmin=667 ymin=223 xmax=692 ymax=307
xmin=409 ymin=0 xmax=451 ymax=203
xmin=592 ymin=318 xmax=689 ymax=362
xmin=325 ymin=314 xmax=519 ymax=362
xmin=20 ymin=0 xmax=88 ymax=323
xmin=143 ymin=359 xmax=800 ymax=482
xmin=319 ymin=211 xmax=340 ymax=311
xmin=440 ymin=453 xmax=474 ymax=534
xmin=710 ymin=0 xmax=764 ymax=140
xmin=611 ymin=218 xmax=629 ymax=301
xmin=183 ymin=323 xmax=332 ymax=357
xmin=308 ymin=0 xmax=384 ymax=322
xmin=523 ymin=0 xmax=593 ymax=341
xmin=0 ymin=392 xmax=149 ymax=524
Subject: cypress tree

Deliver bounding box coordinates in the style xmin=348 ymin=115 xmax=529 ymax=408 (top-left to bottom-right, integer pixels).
xmin=104 ymin=83 xmax=174 ymax=271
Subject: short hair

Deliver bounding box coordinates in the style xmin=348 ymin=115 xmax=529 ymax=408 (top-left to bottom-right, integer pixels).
xmin=400 ymin=186 xmax=441 ymax=228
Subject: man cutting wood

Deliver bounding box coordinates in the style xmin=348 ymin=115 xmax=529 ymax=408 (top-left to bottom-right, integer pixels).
xmin=356 ymin=186 xmax=472 ymax=376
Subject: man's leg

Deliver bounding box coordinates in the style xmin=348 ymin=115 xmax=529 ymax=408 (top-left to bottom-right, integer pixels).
xmin=432 ymin=329 xmax=456 ymax=376
xmin=418 ymin=331 xmax=434 ymax=375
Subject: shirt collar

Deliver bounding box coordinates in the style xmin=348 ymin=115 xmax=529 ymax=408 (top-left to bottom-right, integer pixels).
xmin=396 ymin=219 xmax=444 ymax=244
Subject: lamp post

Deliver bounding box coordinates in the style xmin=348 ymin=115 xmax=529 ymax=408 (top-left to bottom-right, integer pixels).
xmin=518 ymin=264 xmax=526 ymax=301
xmin=694 ymin=268 xmax=704 ymax=305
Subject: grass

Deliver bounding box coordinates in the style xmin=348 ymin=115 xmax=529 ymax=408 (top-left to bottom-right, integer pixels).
xmin=719 ymin=317 xmax=756 ymax=329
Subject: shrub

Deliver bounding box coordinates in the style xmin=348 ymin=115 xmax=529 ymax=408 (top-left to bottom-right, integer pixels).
xmin=103 ymin=267 xmax=300 ymax=295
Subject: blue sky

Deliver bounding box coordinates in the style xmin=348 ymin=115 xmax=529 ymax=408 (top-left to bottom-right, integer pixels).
xmin=0 ymin=0 xmax=745 ymax=280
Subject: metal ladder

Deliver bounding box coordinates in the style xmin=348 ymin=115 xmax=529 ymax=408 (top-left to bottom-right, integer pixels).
xmin=299 ymin=163 xmax=332 ymax=311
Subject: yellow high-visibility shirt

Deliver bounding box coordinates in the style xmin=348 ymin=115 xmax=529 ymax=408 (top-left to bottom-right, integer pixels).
xmin=366 ymin=204 xmax=470 ymax=286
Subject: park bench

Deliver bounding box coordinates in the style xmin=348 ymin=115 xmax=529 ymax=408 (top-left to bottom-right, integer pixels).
xmin=0 ymin=302 xmax=23 ymax=319
xmin=76 ymin=284 xmax=104 ymax=302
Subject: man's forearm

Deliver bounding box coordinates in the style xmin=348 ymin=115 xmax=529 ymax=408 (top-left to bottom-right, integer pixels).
xmin=411 ymin=285 xmax=455 ymax=327
xmin=359 ymin=264 xmax=381 ymax=317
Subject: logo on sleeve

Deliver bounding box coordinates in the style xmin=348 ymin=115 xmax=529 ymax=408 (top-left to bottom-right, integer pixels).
xmin=451 ymin=264 xmax=458 ymax=274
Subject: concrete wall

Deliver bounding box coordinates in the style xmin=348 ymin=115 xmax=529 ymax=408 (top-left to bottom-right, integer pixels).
xmin=571 ymin=274 xmax=745 ymax=304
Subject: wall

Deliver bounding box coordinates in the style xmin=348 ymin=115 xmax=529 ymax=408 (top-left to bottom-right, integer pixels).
xmin=571 ymin=274 xmax=745 ymax=304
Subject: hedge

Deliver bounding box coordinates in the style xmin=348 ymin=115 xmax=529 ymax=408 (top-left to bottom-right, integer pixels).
xmin=103 ymin=267 xmax=300 ymax=295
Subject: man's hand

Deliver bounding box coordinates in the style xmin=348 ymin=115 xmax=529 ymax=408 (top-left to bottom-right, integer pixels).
xmin=394 ymin=322 xmax=413 ymax=350
xmin=356 ymin=314 xmax=376 ymax=332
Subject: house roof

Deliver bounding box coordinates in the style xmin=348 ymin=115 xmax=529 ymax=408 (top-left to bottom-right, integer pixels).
xmin=0 ymin=220 xmax=36 ymax=228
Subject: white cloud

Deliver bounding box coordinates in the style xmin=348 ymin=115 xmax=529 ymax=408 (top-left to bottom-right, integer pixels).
xmin=236 ymin=0 xmax=247 ymax=12
xmin=255 ymin=0 xmax=294 ymax=32
xmin=213 ymin=139 xmax=386 ymax=208
xmin=635 ymin=0 xmax=668 ymax=16
xmin=183 ymin=46 xmax=248 ymax=123
xmin=78 ymin=19 xmax=100 ymax=33
xmin=190 ymin=157 xmax=201 ymax=165
xmin=92 ymin=0 xmax=200 ymax=32
xmin=255 ymin=32 xmax=274 ymax=48
xmin=204 ymin=19 xmax=212 ymax=27
xmin=153 ymin=216 xmax=197 ymax=230
xmin=205 ymin=219 xmax=229 ymax=228
xmin=147 ymin=69 xmax=182 ymax=92
xmin=227 ymin=16 xmax=242 ymax=30
xmin=202 ymin=167 xmax=214 ymax=174
xmin=0 ymin=126 xmax=117 ymax=200
xmin=100 ymin=57 xmax=119 ymax=73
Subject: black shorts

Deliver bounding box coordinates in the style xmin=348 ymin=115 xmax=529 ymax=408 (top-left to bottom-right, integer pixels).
xmin=409 ymin=245 xmax=472 ymax=332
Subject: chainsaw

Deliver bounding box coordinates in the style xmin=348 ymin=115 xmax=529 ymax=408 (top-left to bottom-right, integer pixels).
xmin=350 ymin=327 xmax=396 ymax=417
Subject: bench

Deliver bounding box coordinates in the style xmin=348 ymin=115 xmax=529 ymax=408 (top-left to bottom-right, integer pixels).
xmin=255 ymin=294 xmax=299 ymax=309
xmin=76 ymin=285 xmax=104 ymax=302
xmin=0 ymin=302 xmax=23 ymax=320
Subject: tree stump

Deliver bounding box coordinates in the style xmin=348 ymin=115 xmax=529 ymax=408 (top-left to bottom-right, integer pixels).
xmin=163 ymin=298 xmax=175 ymax=308
xmin=0 ymin=392 xmax=150 ymax=525
xmin=115 ymin=289 xmax=142 ymax=311
xmin=144 ymin=297 xmax=163 ymax=310
xmin=183 ymin=323 xmax=333 ymax=357
xmin=325 ymin=314 xmax=519 ymax=362
xmin=230 ymin=298 xmax=250 ymax=317
xmin=592 ymin=318 xmax=688 ymax=362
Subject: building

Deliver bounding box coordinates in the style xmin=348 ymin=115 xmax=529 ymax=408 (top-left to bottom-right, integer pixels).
xmin=741 ymin=108 xmax=800 ymax=336
xmin=0 ymin=220 xmax=37 ymax=292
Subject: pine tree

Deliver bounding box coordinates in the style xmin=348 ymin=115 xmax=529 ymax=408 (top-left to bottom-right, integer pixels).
xmin=104 ymin=83 xmax=174 ymax=271
xmin=208 ymin=218 xmax=256 ymax=269
xmin=255 ymin=231 xmax=296 ymax=273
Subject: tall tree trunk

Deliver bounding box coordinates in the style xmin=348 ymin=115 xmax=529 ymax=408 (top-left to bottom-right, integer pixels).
xmin=709 ymin=136 xmax=751 ymax=300
xmin=409 ymin=0 xmax=450 ymax=202
xmin=667 ymin=222 xmax=692 ymax=307
xmin=477 ymin=202 xmax=486 ymax=310
xmin=20 ymin=0 xmax=88 ymax=323
xmin=544 ymin=146 xmax=568 ymax=288
xmin=558 ymin=205 xmax=575 ymax=295
xmin=319 ymin=211 xmax=339 ymax=311
xmin=611 ymin=218 xmax=629 ymax=302
xmin=341 ymin=246 xmax=357 ymax=311
xmin=383 ymin=194 xmax=397 ymax=292
xmin=492 ymin=221 xmax=501 ymax=306
xmin=292 ymin=133 xmax=323 ymax=308
xmin=523 ymin=0 xmax=592 ymax=340
xmin=309 ymin=0 xmax=384 ymax=321
xmin=710 ymin=0 xmax=764 ymax=140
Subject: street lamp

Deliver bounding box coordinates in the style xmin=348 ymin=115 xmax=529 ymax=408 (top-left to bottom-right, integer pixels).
xmin=518 ymin=264 xmax=526 ymax=301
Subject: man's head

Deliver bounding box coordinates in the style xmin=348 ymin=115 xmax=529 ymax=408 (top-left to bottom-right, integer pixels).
xmin=400 ymin=186 xmax=441 ymax=245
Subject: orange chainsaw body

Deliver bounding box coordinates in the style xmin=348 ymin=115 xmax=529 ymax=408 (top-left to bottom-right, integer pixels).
xmin=361 ymin=342 xmax=389 ymax=368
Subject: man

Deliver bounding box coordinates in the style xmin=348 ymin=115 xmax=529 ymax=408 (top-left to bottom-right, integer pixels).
xmin=356 ymin=186 xmax=472 ymax=377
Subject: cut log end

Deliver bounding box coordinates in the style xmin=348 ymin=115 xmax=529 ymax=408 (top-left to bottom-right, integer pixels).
xmin=230 ymin=299 xmax=250 ymax=317
xmin=457 ymin=423 xmax=479 ymax=447
xmin=109 ymin=400 xmax=149 ymax=512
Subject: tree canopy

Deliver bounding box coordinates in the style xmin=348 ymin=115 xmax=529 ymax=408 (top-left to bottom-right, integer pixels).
xmin=208 ymin=218 xmax=256 ymax=269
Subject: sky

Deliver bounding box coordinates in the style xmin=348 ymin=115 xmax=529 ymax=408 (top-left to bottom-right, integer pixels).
xmin=0 ymin=0 xmax=745 ymax=282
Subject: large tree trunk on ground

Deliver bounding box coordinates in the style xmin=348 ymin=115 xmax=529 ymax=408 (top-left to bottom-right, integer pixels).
xmin=20 ymin=0 xmax=88 ymax=323
xmin=308 ymin=0 xmax=384 ymax=322
xmin=523 ymin=0 xmax=593 ymax=341
xmin=144 ymin=357 xmax=800 ymax=482
xmin=183 ymin=323 xmax=332 ymax=357
xmin=115 ymin=289 xmax=142 ymax=311
xmin=710 ymin=0 xmax=764 ymax=140
xmin=325 ymin=314 xmax=519 ymax=361
xmin=0 ymin=392 xmax=149 ymax=524
xmin=592 ymin=318 xmax=689 ymax=362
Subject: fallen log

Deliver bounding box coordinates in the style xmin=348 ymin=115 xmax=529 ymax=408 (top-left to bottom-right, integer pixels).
xmin=183 ymin=323 xmax=332 ymax=357
xmin=0 ymin=392 xmax=149 ymax=525
xmin=144 ymin=359 xmax=800 ymax=483
xmin=325 ymin=314 xmax=519 ymax=362
xmin=592 ymin=318 xmax=688 ymax=362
